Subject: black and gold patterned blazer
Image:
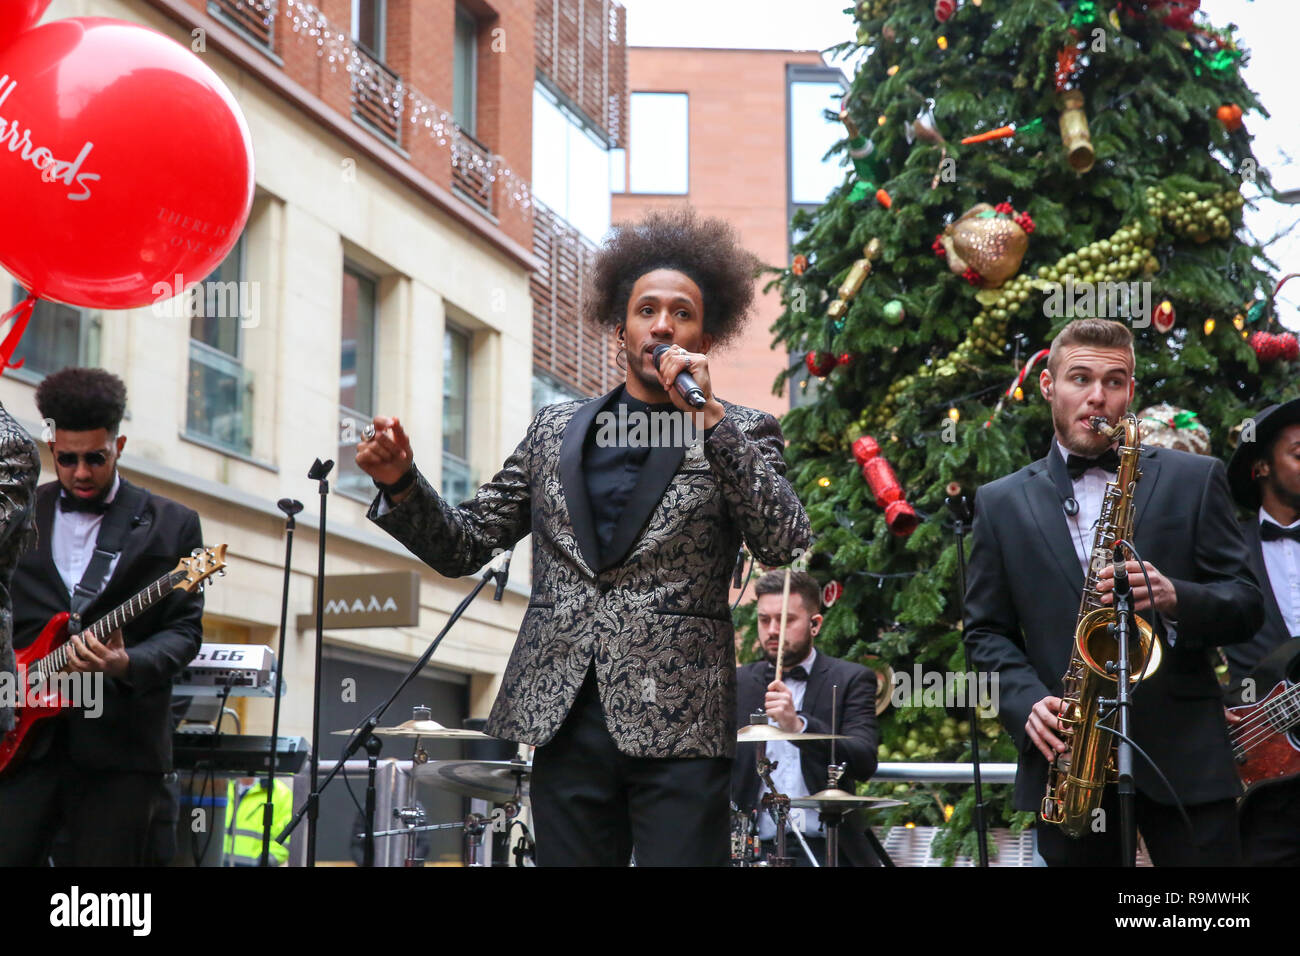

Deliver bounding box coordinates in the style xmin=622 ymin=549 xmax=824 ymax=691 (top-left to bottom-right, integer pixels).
xmin=0 ymin=404 xmax=40 ymax=735
xmin=369 ymin=392 xmax=810 ymax=758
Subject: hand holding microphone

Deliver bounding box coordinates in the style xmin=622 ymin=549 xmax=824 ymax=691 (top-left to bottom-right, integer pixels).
xmin=651 ymin=344 xmax=708 ymax=409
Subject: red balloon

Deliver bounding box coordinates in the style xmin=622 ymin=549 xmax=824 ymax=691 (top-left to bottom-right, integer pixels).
xmin=0 ymin=18 xmax=254 ymax=309
xmin=0 ymin=0 xmax=50 ymax=52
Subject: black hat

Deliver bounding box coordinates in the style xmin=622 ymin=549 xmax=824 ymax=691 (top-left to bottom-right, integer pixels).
xmin=1227 ymin=397 xmax=1300 ymax=509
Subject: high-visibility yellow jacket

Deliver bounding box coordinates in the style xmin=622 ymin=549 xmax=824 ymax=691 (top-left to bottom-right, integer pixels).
xmin=223 ymin=779 xmax=293 ymax=866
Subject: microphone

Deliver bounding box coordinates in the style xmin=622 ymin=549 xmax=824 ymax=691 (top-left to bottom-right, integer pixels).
xmin=1112 ymin=544 xmax=1130 ymax=598
xmin=944 ymin=483 xmax=972 ymax=524
xmin=492 ymin=550 xmax=512 ymax=602
xmin=651 ymin=344 xmax=707 ymax=408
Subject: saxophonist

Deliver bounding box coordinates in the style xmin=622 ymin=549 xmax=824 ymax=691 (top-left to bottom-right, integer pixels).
xmin=963 ymin=318 xmax=1263 ymax=866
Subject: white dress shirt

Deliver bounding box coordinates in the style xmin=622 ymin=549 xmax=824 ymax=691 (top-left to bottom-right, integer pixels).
xmin=1259 ymin=508 xmax=1300 ymax=636
xmin=756 ymin=647 xmax=820 ymax=840
xmin=1056 ymin=441 xmax=1109 ymax=573
xmin=51 ymin=473 xmax=122 ymax=598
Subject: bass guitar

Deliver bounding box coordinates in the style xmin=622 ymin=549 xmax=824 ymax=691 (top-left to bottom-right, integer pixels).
xmin=1227 ymin=637 xmax=1300 ymax=795
xmin=0 ymin=545 xmax=227 ymax=777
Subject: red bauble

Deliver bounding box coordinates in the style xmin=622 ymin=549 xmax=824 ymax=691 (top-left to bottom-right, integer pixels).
xmin=1153 ymin=300 xmax=1176 ymax=333
xmin=806 ymin=351 xmax=837 ymax=377
xmin=0 ymin=18 xmax=255 ymax=308
xmin=792 ymin=254 xmax=808 ymax=276
xmin=1250 ymin=331 xmax=1283 ymax=363
xmin=1279 ymin=333 xmax=1300 ymax=362
xmin=935 ymin=0 xmax=956 ymax=22
xmin=836 ymin=352 xmax=855 ymax=368
xmin=821 ymin=580 xmax=843 ymax=608
xmin=1216 ymin=103 xmax=1244 ymax=132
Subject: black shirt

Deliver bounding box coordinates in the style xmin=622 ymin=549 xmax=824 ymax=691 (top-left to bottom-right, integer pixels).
xmin=582 ymin=387 xmax=677 ymax=566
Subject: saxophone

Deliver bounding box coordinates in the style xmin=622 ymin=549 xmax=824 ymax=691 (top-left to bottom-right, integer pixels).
xmin=1040 ymin=413 xmax=1163 ymax=838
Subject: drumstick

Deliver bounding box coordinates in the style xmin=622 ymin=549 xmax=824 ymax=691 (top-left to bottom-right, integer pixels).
xmin=775 ymin=566 xmax=792 ymax=683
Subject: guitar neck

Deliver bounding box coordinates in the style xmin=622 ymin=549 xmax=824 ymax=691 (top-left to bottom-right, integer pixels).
xmin=84 ymin=571 xmax=185 ymax=642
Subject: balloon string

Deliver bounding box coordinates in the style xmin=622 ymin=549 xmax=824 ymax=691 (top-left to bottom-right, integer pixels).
xmin=0 ymin=292 xmax=36 ymax=374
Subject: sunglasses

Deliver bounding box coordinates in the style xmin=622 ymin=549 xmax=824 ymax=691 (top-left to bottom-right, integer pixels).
xmin=55 ymin=450 xmax=111 ymax=468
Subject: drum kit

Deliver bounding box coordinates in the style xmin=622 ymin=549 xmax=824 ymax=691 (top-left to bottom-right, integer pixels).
xmin=335 ymin=709 xmax=531 ymax=866
xmin=732 ymin=712 xmax=902 ymax=867
xmin=338 ymin=701 xmax=900 ymax=868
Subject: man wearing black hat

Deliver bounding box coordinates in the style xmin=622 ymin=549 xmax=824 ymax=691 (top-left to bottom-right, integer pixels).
xmin=1225 ymin=397 xmax=1300 ymax=866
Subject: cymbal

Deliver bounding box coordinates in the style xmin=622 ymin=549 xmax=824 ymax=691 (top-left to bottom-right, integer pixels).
xmin=788 ymin=789 xmax=905 ymax=811
xmin=412 ymin=759 xmax=532 ymax=802
xmin=330 ymin=719 xmax=493 ymax=741
xmin=736 ymin=724 xmax=846 ymax=743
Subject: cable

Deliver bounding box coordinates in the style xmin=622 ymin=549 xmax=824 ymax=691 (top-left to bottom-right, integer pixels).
xmin=1094 ymin=723 xmax=1195 ymax=840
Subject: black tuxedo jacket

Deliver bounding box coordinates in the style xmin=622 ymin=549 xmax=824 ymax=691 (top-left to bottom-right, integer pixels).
xmin=12 ymin=478 xmax=204 ymax=772
xmin=963 ymin=445 xmax=1262 ymax=811
xmin=731 ymin=653 xmax=878 ymax=865
xmin=1224 ymin=517 xmax=1294 ymax=686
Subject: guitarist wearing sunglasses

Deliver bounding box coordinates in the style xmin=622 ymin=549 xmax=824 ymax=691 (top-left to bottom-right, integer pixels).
xmin=0 ymin=368 xmax=205 ymax=866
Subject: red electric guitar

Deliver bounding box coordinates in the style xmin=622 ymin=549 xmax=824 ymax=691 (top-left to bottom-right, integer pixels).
xmin=0 ymin=544 xmax=227 ymax=777
xmin=1227 ymin=639 xmax=1300 ymax=795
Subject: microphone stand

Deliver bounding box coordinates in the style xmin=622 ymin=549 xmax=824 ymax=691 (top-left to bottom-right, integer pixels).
xmin=945 ymin=487 xmax=989 ymax=867
xmin=1106 ymin=543 xmax=1138 ymax=867
xmin=260 ymin=497 xmax=303 ymax=867
xmin=304 ymin=458 xmax=333 ymax=867
xmin=278 ymin=550 xmax=513 ymax=860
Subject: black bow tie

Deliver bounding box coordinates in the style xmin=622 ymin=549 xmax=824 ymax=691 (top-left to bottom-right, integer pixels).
xmin=765 ymin=664 xmax=808 ymax=683
xmin=1260 ymin=521 xmax=1300 ymax=544
xmin=1066 ymin=448 xmax=1120 ymax=480
xmin=59 ymin=495 xmax=109 ymax=515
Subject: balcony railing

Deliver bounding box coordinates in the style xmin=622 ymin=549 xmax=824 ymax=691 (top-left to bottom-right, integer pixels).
xmin=450 ymin=127 xmax=494 ymax=215
xmin=207 ymin=0 xmax=276 ymax=51
xmin=531 ymin=201 xmax=618 ymax=398
xmin=536 ymin=0 xmax=627 ymax=147
xmin=350 ymin=46 xmax=405 ymax=147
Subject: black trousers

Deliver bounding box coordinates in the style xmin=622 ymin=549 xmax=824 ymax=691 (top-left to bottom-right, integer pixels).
xmin=0 ymin=729 xmax=160 ymax=867
xmin=530 ymin=667 xmax=731 ymax=866
xmin=1239 ymin=780 xmax=1300 ymax=867
xmin=1036 ymin=787 xmax=1240 ymax=866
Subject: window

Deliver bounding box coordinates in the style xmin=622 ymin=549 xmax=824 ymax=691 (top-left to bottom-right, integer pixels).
xmin=532 ymin=372 xmax=583 ymax=414
xmin=531 ymin=84 xmax=613 ymax=243
xmin=338 ymin=262 xmax=379 ymax=498
xmin=453 ymin=6 xmax=477 ymax=136
xmin=352 ymin=0 xmax=385 ymax=60
xmin=628 ymin=92 xmax=688 ymax=195
xmin=442 ymin=326 xmax=471 ymax=503
xmin=788 ymin=75 xmax=849 ymax=206
xmin=609 ymin=148 xmax=626 ymax=194
xmin=185 ymin=235 xmax=254 ymax=455
xmin=8 ymin=287 xmax=100 ymax=379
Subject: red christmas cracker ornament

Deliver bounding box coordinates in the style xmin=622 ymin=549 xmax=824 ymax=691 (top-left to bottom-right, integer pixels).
xmin=852 ymin=436 xmax=919 ymax=536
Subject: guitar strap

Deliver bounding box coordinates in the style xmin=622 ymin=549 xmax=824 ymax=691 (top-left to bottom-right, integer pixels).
xmin=69 ymin=483 xmax=150 ymax=624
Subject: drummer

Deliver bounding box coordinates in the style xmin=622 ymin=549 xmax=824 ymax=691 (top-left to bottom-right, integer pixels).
xmin=731 ymin=570 xmax=880 ymax=866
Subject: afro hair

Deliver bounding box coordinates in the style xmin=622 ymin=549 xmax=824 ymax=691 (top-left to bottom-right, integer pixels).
xmin=583 ymin=207 xmax=760 ymax=349
xmin=35 ymin=367 xmax=127 ymax=435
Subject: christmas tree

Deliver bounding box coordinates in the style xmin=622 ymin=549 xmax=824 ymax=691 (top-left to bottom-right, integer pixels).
xmin=759 ymin=0 xmax=1300 ymax=862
